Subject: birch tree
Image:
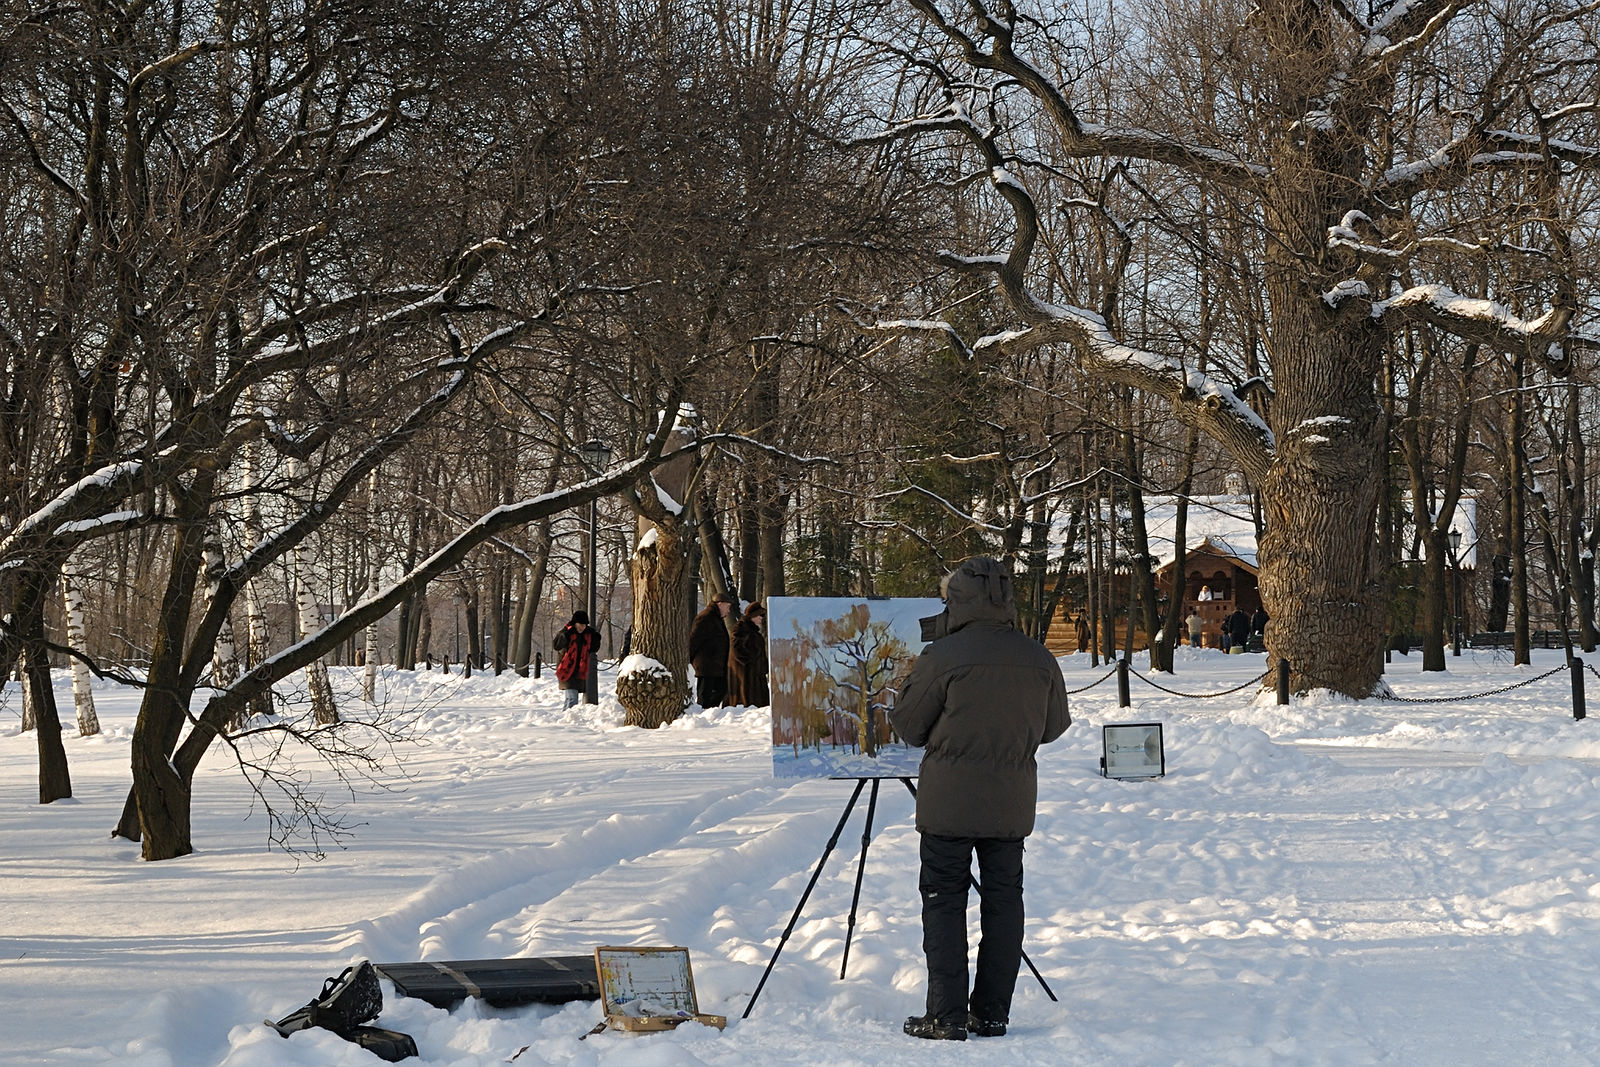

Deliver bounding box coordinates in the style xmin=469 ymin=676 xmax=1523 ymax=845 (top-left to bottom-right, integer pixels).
xmin=60 ymin=570 xmax=99 ymax=736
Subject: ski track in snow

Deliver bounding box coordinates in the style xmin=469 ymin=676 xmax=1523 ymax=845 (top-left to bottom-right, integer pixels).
xmin=6 ymin=651 xmax=1600 ymax=1064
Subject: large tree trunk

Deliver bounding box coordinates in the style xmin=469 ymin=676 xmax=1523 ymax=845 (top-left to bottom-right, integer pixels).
xmin=1257 ymin=287 xmax=1390 ymax=696
xmin=618 ymin=516 xmax=692 ymax=727
xmin=618 ymin=432 xmax=697 ymax=728
xmin=119 ymin=482 xmax=213 ymax=857
xmin=19 ymin=569 xmax=72 ymax=803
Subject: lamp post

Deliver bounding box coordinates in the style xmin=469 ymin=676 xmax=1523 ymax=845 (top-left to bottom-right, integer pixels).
xmin=1448 ymin=527 xmax=1463 ymax=657
xmin=581 ymin=438 xmax=613 ymax=704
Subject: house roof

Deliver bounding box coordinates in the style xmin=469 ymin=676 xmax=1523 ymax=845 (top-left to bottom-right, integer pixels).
xmin=1158 ymin=535 xmax=1259 ymax=577
xmin=1141 ymin=495 xmax=1260 ymax=572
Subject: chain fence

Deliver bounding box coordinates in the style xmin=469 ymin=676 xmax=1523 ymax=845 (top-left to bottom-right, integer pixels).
xmin=1064 ymin=665 xmax=1121 ymax=696
xmin=1125 ymin=664 xmax=1272 ymax=699
xmin=1379 ymin=663 xmax=1571 ymax=704
xmin=1065 ymin=655 xmax=1584 ymax=714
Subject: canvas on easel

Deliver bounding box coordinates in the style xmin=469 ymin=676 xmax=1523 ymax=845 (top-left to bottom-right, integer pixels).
xmin=593 ymin=946 xmax=725 ymax=1032
xmin=767 ymin=596 xmax=941 ymax=779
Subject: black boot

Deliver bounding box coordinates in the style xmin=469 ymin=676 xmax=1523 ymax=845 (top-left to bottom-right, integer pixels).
xmin=967 ymin=1012 xmax=1008 ymax=1037
xmin=903 ymin=1015 xmax=967 ymax=1041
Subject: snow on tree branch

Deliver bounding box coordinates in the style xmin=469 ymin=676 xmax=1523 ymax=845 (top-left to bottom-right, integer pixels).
xmin=873 ymin=484 xmax=1009 ymax=534
xmin=963 ymin=304 xmax=1275 ymax=482
xmin=1327 ymin=209 xmax=1504 ymax=268
xmin=1361 ymin=0 xmax=1469 ymax=69
xmin=861 ymin=316 xmax=974 ymax=361
xmin=1373 ymin=284 xmax=1577 ymax=368
xmin=703 ymin=432 xmax=839 ymax=468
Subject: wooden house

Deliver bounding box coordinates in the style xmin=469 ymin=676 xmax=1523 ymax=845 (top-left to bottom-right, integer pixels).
xmin=1160 ymin=536 xmax=1262 ymax=648
xmin=1043 ymin=491 xmax=1481 ymax=654
xmin=1046 ymin=495 xmax=1262 ymax=655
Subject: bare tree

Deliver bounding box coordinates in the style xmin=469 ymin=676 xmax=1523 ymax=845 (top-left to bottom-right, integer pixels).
xmin=869 ymin=0 xmax=1599 ymax=695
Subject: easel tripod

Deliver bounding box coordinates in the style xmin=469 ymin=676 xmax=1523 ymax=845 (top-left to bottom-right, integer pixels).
xmin=742 ymin=776 xmax=1057 ymax=1018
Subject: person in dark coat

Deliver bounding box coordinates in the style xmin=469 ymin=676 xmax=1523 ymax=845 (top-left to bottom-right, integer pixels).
xmin=889 ymin=556 xmax=1071 ymax=1042
xmin=1073 ymin=612 xmax=1091 ymax=653
xmin=1251 ymin=606 xmax=1269 ymax=637
xmin=687 ymin=591 xmax=734 ymax=708
xmin=1225 ymin=607 xmax=1252 ymax=652
xmin=551 ymin=610 xmax=601 ymax=708
xmin=727 ymin=601 xmax=769 ymax=707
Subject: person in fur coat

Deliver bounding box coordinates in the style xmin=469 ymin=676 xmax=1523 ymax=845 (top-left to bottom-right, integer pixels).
xmin=727 ymin=602 xmax=769 ymax=706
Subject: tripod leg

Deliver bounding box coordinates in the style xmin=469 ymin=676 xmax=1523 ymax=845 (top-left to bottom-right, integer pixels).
xmin=900 ymin=777 xmax=1057 ymax=1002
xmin=742 ymin=778 xmax=868 ymax=1019
xmin=839 ymin=778 xmax=881 ymax=979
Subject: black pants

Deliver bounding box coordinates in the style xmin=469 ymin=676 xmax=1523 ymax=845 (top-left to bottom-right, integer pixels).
xmin=918 ymin=832 xmax=1025 ymax=1025
xmin=696 ymin=673 xmax=727 ymax=709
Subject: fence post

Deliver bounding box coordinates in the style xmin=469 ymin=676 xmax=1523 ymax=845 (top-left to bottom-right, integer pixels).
xmin=534 ymin=651 xmax=542 ymax=679
xmin=1276 ymin=659 xmax=1290 ymax=705
xmin=1116 ymin=657 xmax=1130 ymax=708
xmin=1573 ymin=657 xmax=1586 ymax=721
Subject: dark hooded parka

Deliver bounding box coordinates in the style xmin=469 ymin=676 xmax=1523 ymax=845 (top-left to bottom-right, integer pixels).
xmin=890 ymin=557 xmax=1070 ymax=839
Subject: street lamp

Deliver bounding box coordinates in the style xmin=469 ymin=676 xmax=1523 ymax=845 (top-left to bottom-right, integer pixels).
xmin=580 ymin=438 xmax=613 ymax=703
xmin=1448 ymin=527 xmax=1463 ymax=657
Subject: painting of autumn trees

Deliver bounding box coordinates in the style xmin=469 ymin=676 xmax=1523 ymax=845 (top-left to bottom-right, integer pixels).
xmin=768 ymin=597 xmax=941 ymax=779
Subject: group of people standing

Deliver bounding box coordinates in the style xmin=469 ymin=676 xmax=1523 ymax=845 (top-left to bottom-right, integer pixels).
xmin=551 ymin=593 xmax=772 ymax=709
xmin=688 ymin=592 xmax=769 ymax=708
xmin=1183 ymin=604 xmax=1269 ymax=650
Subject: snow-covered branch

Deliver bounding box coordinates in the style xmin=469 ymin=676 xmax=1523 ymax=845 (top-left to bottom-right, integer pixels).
xmin=960 ymin=303 xmax=1275 ymax=482
xmin=702 ymin=432 xmax=839 ymax=468
xmin=862 ymin=316 xmax=974 ymax=361
xmin=1374 ymin=284 xmax=1577 ymax=368
xmin=872 ymin=484 xmax=1009 ymax=533
xmin=1362 ymin=0 xmax=1470 ymax=71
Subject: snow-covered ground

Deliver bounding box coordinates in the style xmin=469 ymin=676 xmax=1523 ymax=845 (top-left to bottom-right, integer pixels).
xmin=5 ymin=646 xmax=1600 ymax=1065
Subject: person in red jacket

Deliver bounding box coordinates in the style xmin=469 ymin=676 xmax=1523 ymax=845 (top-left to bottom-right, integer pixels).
xmin=552 ymin=610 xmax=600 ymax=708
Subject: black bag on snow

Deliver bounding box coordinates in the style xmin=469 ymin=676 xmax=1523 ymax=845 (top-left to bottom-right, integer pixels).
xmin=310 ymin=960 xmax=384 ymax=1034
xmin=268 ymin=959 xmax=412 ymax=1057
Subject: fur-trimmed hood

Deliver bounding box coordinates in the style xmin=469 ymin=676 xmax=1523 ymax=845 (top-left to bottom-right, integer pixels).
xmin=943 ymin=555 xmax=1017 ymax=633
